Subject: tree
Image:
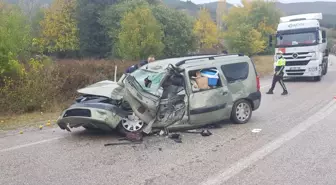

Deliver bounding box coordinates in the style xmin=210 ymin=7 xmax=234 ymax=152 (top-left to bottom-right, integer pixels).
xmin=223 ymin=0 xmax=280 ymax=55
xmin=248 ymin=0 xmax=282 ymax=54
xmin=117 ymin=6 xmax=164 ymax=60
xmin=76 ymin=0 xmax=119 ymax=58
xmin=31 ymin=7 xmax=45 ymax=37
xmin=193 ymin=8 xmax=219 ymax=50
xmin=99 ymin=0 xmax=150 ymax=57
xmin=0 ymin=2 xmax=31 ymax=75
xmin=224 ymin=24 xmax=265 ymax=56
xmin=40 ymin=0 xmax=79 ymax=54
xmin=152 ymin=5 xmax=196 ymax=57
xmin=18 ymin=0 xmax=40 ymax=22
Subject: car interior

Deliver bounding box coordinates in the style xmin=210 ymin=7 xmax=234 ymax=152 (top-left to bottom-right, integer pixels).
xmin=188 ymin=67 xmax=222 ymax=92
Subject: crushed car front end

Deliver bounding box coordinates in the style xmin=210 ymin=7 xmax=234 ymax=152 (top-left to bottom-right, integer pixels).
xmin=57 ymin=96 xmax=132 ymax=132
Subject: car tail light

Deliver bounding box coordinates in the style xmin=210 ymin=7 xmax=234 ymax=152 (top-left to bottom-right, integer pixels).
xmin=256 ymin=75 xmax=260 ymax=91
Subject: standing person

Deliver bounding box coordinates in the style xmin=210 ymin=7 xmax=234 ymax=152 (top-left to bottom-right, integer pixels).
xmin=266 ymin=51 xmax=288 ymax=95
xmin=125 ymin=55 xmax=155 ymax=73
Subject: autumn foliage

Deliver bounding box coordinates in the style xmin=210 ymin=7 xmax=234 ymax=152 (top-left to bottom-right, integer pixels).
xmin=40 ymin=0 xmax=79 ymax=53
xmin=223 ymin=0 xmax=282 ymax=55
xmin=0 ymin=0 xmax=283 ymax=115
xmin=193 ymin=8 xmax=219 ymax=50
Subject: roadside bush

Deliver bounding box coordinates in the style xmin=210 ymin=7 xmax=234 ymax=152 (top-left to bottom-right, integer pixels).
xmin=0 ymin=59 xmax=136 ymax=115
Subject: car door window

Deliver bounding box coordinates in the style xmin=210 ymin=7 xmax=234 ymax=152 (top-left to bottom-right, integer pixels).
xmin=220 ymin=62 xmax=249 ymax=83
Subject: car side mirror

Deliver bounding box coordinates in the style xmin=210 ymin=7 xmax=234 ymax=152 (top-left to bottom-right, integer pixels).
xmin=322 ymin=30 xmax=326 ymax=43
xmin=268 ymin=35 xmax=273 ymax=47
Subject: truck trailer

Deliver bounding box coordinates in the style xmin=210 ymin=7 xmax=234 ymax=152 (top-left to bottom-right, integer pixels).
xmin=269 ymin=13 xmax=329 ymax=81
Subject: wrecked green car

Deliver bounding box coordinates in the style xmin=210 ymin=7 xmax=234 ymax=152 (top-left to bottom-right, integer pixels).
xmin=57 ymin=54 xmax=261 ymax=134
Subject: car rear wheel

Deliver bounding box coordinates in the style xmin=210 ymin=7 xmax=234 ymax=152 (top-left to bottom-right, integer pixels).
xmin=117 ymin=114 xmax=145 ymax=135
xmin=231 ymin=99 xmax=252 ymax=124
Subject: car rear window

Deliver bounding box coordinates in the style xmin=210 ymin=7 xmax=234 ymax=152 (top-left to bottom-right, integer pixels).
xmin=221 ymin=62 xmax=249 ymax=83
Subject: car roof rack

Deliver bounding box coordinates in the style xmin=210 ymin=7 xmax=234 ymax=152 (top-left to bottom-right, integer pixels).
xmin=175 ymin=53 xmax=244 ymax=67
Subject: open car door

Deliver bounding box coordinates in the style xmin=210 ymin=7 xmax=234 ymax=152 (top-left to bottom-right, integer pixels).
xmin=123 ymin=65 xmax=187 ymax=133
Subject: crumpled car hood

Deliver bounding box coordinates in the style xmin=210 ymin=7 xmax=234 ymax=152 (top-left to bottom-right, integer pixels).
xmin=77 ymin=80 xmax=124 ymax=100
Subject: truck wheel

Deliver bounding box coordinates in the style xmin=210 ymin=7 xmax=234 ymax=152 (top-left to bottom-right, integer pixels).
xmin=230 ymin=99 xmax=252 ymax=124
xmin=324 ymin=62 xmax=328 ymax=75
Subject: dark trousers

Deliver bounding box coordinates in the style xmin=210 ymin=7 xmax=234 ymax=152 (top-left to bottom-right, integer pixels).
xmin=269 ymin=74 xmax=287 ymax=92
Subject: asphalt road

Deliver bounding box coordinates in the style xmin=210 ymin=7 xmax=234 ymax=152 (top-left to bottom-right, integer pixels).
xmin=1 ymin=56 xmax=336 ymax=185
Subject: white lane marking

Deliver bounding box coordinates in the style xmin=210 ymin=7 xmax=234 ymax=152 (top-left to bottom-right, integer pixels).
xmin=0 ymin=137 xmax=62 ymax=153
xmin=201 ymin=99 xmax=336 ymax=185
xmin=251 ymin=129 xmax=262 ymax=133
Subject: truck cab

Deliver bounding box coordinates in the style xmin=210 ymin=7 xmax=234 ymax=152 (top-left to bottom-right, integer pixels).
xmin=269 ymin=13 xmax=329 ymax=81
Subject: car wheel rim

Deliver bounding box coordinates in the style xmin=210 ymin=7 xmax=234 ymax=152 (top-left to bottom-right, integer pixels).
xmin=235 ymin=102 xmax=251 ymax=122
xmin=121 ymin=115 xmax=144 ymax=132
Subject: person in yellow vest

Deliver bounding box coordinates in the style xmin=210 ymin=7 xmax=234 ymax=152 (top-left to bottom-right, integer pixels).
xmin=266 ymin=51 xmax=288 ymax=95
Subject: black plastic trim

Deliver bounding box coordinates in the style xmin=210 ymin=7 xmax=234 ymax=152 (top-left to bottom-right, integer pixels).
xmin=247 ymin=91 xmax=261 ymax=102
xmin=190 ymin=103 xmax=226 ymax=115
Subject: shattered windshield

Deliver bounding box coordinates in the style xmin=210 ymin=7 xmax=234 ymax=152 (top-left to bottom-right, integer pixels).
xmin=276 ymin=32 xmax=317 ymax=47
xmin=130 ymin=69 xmax=165 ymax=94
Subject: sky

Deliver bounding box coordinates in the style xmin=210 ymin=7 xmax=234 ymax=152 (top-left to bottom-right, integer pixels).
xmin=188 ymin=0 xmax=336 ymax=5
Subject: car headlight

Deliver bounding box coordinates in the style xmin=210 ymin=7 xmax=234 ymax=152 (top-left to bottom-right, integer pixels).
xmin=310 ymin=52 xmax=317 ymax=59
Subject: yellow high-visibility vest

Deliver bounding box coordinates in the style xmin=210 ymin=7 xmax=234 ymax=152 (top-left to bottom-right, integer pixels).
xmin=275 ymin=58 xmax=286 ymax=67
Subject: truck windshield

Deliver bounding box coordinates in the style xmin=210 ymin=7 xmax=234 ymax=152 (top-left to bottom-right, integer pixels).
xmin=130 ymin=69 xmax=165 ymax=95
xmin=276 ymin=32 xmax=317 ymax=47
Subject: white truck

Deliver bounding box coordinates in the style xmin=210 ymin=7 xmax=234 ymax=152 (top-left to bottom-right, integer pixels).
xmin=269 ymin=13 xmax=329 ymax=81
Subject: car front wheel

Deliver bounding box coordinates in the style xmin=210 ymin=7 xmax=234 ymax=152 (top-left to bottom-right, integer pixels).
xmin=117 ymin=114 xmax=145 ymax=136
xmin=231 ymin=99 xmax=252 ymax=124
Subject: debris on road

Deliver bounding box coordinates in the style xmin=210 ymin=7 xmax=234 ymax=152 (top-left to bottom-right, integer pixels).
xmin=251 ymin=128 xmax=262 ymax=133
xmin=46 ymin=120 xmax=51 ymax=126
xmin=19 ymin=131 xmax=23 ymax=134
xmin=104 ymin=141 xmax=142 ymax=146
xmin=169 ymin=133 xmax=182 ymax=143
xmin=125 ymin=132 xmax=143 ymax=142
xmin=206 ymin=123 xmax=222 ymax=129
xmin=105 ymin=132 xmax=143 ymax=147
xmin=159 ymin=128 xmax=169 ymax=136
xmin=181 ymin=129 xmax=200 ymax=134
xmin=181 ymin=129 xmax=212 ymax=137
xmin=200 ymin=129 xmax=212 ymax=137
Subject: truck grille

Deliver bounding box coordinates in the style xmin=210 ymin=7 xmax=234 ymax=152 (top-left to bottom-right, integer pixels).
xmin=284 ymin=56 xmax=306 ymax=59
xmin=287 ymin=72 xmax=304 ymax=76
xmin=285 ymin=52 xmax=309 ymax=55
xmin=285 ymin=69 xmax=305 ymax=72
xmin=283 ymin=52 xmax=310 ymax=60
xmin=285 ymin=60 xmax=310 ymax=66
xmin=64 ymin=109 xmax=91 ymax=117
